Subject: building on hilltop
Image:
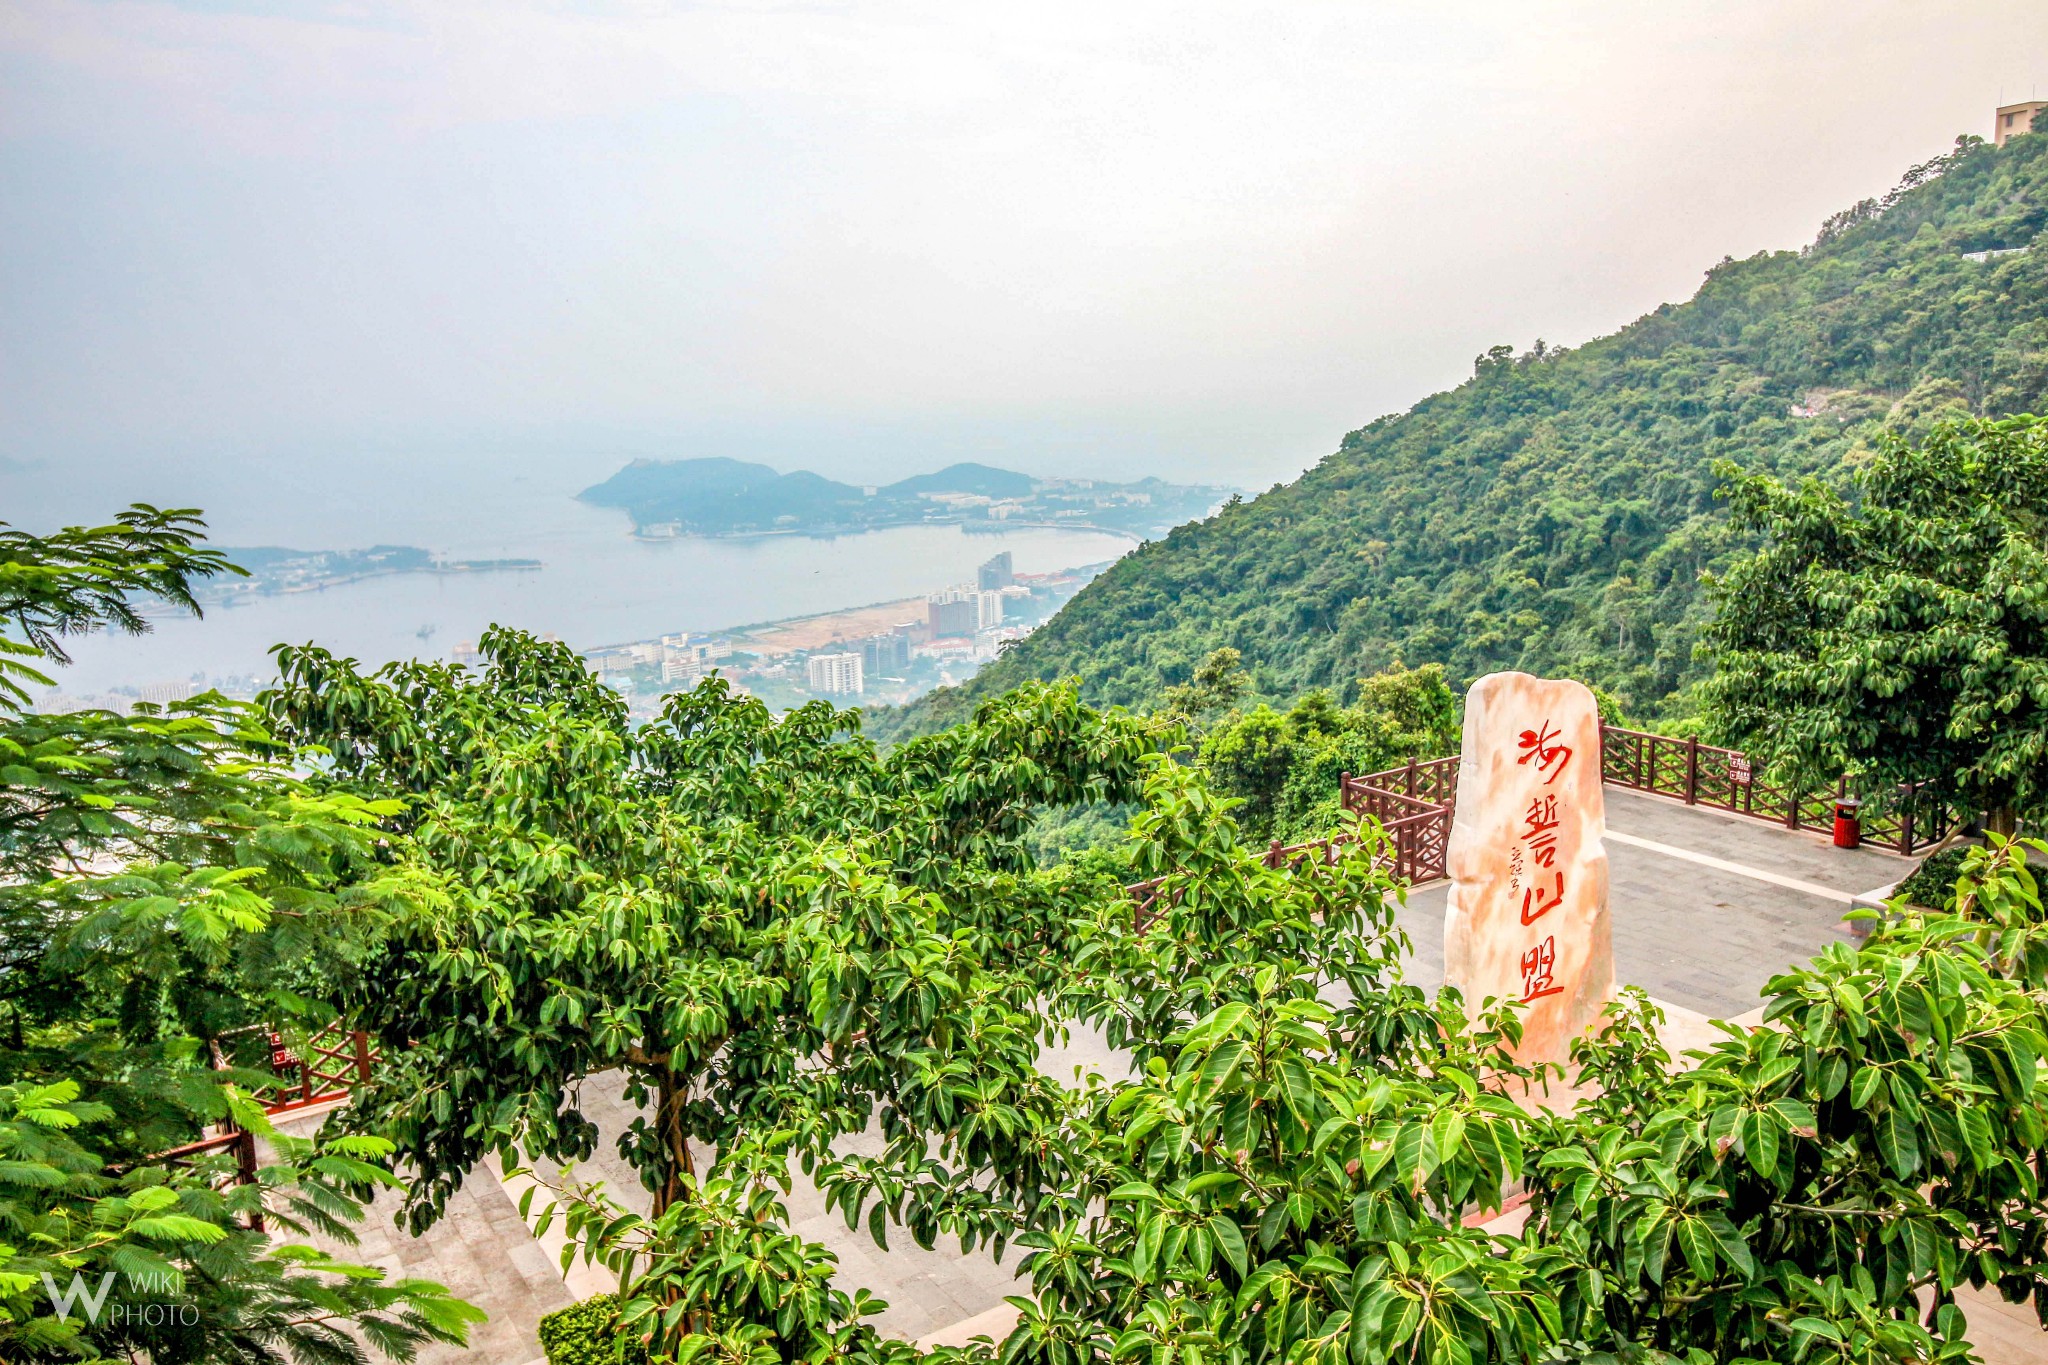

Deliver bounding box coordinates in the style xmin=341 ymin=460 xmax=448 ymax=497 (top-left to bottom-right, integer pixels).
xmin=1996 ymin=100 xmax=2048 ymax=148
xmin=977 ymin=551 xmax=1015 ymax=591
xmin=806 ymin=652 xmax=864 ymax=697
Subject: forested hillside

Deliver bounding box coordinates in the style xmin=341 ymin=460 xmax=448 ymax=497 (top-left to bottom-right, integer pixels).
xmin=871 ymin=126 xmax=2048 ymax=741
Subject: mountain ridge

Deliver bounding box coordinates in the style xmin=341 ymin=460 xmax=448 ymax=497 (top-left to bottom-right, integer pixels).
xmin=577 ymin=456 xmax=1234 ymax=539
xmin=866 ymin=128 xmax=2048 ymax=742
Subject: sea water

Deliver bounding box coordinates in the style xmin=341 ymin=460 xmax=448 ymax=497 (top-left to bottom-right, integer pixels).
xmin=43 ymin=520 xmax=1133 ymax=696
xmin=10 ymin=452 xmax=1136 ymax=696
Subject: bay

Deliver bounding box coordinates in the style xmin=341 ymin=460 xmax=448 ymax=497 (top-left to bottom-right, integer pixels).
xmin=43 ymin=512 xmax=1135 ymax=696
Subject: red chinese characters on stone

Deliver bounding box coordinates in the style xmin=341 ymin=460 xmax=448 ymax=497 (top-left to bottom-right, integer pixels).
xmin=1521 ymin=795 xmax=1559 ymax=867
xmin=1517 ymin=794 xmax=1565 ymax=925
xmin=1513 ymin=730 xmax=1570 ymax=995
xmin=1516 ymin=718 xmax=1573 ymax=786
xmin=1443 ymin=673 xmax=1611 ymax=1063
xmin=1520 ymin=935 xmax=1562 ymax=1002
xmin=1520 ymin=870 xmax=1565 ymax=926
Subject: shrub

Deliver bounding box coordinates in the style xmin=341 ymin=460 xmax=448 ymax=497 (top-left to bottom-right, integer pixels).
xmin=1896 ymin=842 xmax=1973 ymax=908
xmin=538 ymin=1295 xmax=646 ymax=1365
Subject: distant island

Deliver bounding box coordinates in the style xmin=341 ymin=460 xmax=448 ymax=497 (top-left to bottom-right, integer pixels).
xmin=577 ymin=458 xmax=1234 ymax=540
xmin=199 ymin=545 xmax=541 ymax=602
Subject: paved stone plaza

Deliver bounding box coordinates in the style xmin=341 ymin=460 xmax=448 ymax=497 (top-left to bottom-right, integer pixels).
xmin=285 ymin=787 xmax=2044 ymax=1363
xmin=1397 ymin=786 xmax=1907 ymax=1013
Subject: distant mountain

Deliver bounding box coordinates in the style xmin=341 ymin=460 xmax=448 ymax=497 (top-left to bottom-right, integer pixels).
xmin=578 ymin=457 xmax=1233 ymax=540
xmin=866 ymin=129 xmax=2048 ymax=741
xmin=879 ymin=463 xmax=1035 ymax=499
xmin=579 ymin=458 xmax=865 ymax=532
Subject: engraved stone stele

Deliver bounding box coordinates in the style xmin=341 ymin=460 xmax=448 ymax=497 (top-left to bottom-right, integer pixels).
xmin=1443 ymin=671 xmax=1612 ymax=1065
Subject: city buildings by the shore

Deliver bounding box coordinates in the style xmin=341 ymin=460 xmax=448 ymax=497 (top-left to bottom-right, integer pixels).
xmin=29 ymin=558 xmax=1110 ymax=720
xmin=577 ymin=558 xmax=1111 ymax=716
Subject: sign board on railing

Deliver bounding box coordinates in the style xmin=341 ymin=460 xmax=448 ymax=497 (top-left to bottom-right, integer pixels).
xmin=1443 ymin=672 xmax=1613 ymax=1066
xmin=1728 ymin=754 xmax=1752 ymax=786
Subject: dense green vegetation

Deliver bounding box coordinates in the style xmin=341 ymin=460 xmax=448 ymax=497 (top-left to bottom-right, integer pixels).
xmin=1020 ymin=655 xmax=1463 ymax=861
xmin=1895 ymin=845 xmax=1972 ymax=909
xmin=497 ymin=754 xmax=2048 ymax=1365
xmin=539 ymin=1295 xmax=645 ymax=1365
xmin=0 ymin=510 xmax=480 ymax=1362
xmin=14 ymin=500 xmax=2048 ymax=1363
xmin=872 ymin=126 xmax=2048 ymax=743
xmin=1702 ymin=413 xmax=2048 ymax=832
xmin=261 ymin=639 xmax=1147 ymax=1249
xmin=1196 ymin=661 xmax=1460 ymax=843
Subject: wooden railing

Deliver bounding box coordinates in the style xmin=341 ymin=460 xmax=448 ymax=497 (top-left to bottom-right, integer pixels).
xmin=1126 ymin=762 xmax=1456 ymax=927
xmin=1340 ymin=767 xmax=1455 ymax=885
xmin=1126 ymin=724 xmax=1957 ymax=915
xmin=214 ymin=1021 xmax=381 ymax=1116
xmin=1352 ymin=755 xmax=1461 ymax=811
xmin=100 ymin=1023 xmax=382 ymax=1226
xmin=115 ymin=1129 xmax=265 ymax=1230
xmin=1596 ymin=726 xmax=1953 ymax=855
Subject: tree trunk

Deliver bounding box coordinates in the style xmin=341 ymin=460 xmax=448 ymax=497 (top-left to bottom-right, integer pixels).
xmin=1987 ymin=805 xmax=2019 ymax=840
xmin=647 ymin=1060 xmax=706 ymax=1343
xmin=652 ymin=1063 xmax=696 ymax=1219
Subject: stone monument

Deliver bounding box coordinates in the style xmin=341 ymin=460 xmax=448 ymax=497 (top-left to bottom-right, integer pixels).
xmin=1443 ymin=671 xmax=1612 ymax=1064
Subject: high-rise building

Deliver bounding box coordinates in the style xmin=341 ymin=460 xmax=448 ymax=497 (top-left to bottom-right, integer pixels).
xmin=658 ymin=633 xmax=733 ymax=683
xmin=1996 ymin=100 xmax=2048 ymax=148
xmin=975 ymin=591 xmax=1004 ymax=629
xmin=861 ymin=631 xmax=911 ymax=675
xmin=977 ymin=551 xmax=1015 ymax=591
xmin=806 ymin=652 xmax=864 ymax=696
xmin=928 ymin=596 xmax=978 ymax=638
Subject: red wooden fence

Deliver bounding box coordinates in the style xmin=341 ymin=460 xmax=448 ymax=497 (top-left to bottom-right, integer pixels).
xmin=1126 ymin=762 xmax=1457 ymax=929
xmin=1127 ymin=723 xmax=1956 ymax=916
xmin=1340 ymin=758 xmax=1458 ymax=884
xmin=214 ymin=1020 xmax=381 ymax=1116
xmin=116 ymin=1129 xmax=265 ymax=1230
xmin=1594 ymin=726 xmax=1951 ymax=855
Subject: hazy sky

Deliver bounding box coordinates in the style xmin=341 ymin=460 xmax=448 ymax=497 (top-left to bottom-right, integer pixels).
xmin=5 ymin=1 xmax=2048 ymax=522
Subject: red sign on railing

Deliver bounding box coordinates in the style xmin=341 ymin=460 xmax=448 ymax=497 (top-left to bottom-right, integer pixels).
xmin=215 ymin=1021 xmax=381 ymax=1116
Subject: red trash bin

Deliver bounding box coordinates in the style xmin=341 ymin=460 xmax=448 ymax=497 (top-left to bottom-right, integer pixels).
xmin=1832 ymin=797 xmax=1862 ymax=849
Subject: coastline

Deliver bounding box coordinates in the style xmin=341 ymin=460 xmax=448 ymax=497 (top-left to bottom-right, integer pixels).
xmin=627 ymin=518 xmax=1148 ymax=545
xmin=201 ymin=559 xmax=544 ymax=601
xmin=587 ymin=558 xmax=1118 ymax=659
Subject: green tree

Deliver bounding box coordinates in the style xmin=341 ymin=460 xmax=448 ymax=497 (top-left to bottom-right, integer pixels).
xmin=1155 ymin=647 xmax=1251 ymax=734
xmin=261 ymin=638 xmax=1150 ymax=1258
xmin=1702 ymin=414 xmax=2048 ymax=834
xmin=0 ymin=505 xmax=239 ymax=706
xmin=0 ymin=1081 xmax=479 ymax=1364
xmin=559 ymin=749 xmax=2048 ymax=1364
xmin=0 ymin=508 xmax=479 ymax=1362
xmin=1198 ymin=663 xmax=1461 ymax=841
